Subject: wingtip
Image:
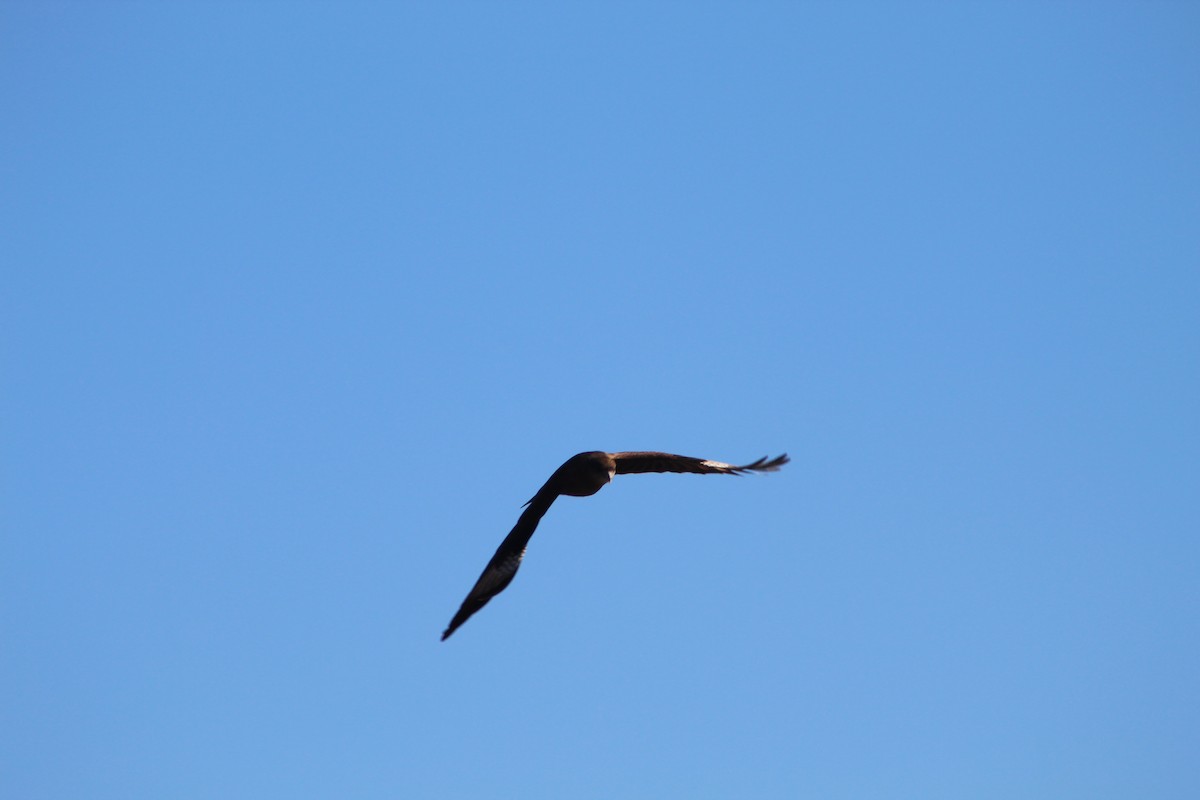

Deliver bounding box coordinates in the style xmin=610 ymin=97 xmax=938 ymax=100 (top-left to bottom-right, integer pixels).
xmin=739 ymin=453 xmax=789 ymax=473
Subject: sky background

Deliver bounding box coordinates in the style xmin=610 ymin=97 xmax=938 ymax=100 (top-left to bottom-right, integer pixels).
xmin=2 ymin=3 xmax=1198 ymax=798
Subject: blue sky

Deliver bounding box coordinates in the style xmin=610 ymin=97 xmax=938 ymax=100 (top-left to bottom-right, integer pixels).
xmin=2 ymin=3 xmax=1197 ymax=798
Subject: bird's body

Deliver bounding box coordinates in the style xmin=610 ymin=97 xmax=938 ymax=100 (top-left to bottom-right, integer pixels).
xmin=441 ymin=450 xmax=788 ymax=640
xmin=540 ymin=451 xmax=616 ymax=497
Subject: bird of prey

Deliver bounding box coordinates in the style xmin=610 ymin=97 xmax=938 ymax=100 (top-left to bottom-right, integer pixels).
xmin=441 ymin=450 xmax=788 ymax=640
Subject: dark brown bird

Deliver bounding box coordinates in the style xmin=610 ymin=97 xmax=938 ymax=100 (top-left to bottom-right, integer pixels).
xmin=441 ymin=450 xmax=788 ymax=640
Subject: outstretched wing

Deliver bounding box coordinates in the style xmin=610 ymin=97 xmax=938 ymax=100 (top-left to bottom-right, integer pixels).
xmin=441 ymin=490 xmax=557 ymax=641
xmin=611 ymin=451 xmax=789 ymax=475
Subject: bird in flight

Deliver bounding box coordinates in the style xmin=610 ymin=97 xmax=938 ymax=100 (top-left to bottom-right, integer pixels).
xmin=441 ymin=450 xmax=788 ymax=640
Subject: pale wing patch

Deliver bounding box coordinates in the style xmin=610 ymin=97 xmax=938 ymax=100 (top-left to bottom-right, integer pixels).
xmin=700 ymin=459 xmax=735 ymax=470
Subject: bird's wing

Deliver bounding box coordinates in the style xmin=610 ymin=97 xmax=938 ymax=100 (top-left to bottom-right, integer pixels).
xmin=441 ymin=489 xmax=557 ymax=641
xmin=611 ymin=451 xmax=789 ymax=475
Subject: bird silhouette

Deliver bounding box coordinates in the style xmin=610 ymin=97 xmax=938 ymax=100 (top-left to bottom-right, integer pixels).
xmin=441 ymin=450 xmax=789 ymax=640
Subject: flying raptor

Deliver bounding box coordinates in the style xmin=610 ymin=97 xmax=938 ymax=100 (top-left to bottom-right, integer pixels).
xmin=441 ymin=450 xmax=788 ymax=640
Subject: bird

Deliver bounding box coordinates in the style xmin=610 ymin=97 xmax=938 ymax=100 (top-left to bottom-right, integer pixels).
xmin=441 ymin=450 xmax=788 ymax=640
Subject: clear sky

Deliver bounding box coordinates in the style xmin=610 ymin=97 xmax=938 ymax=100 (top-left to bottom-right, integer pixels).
xmin=3 ymin=3 xmax=1197 ymax=798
